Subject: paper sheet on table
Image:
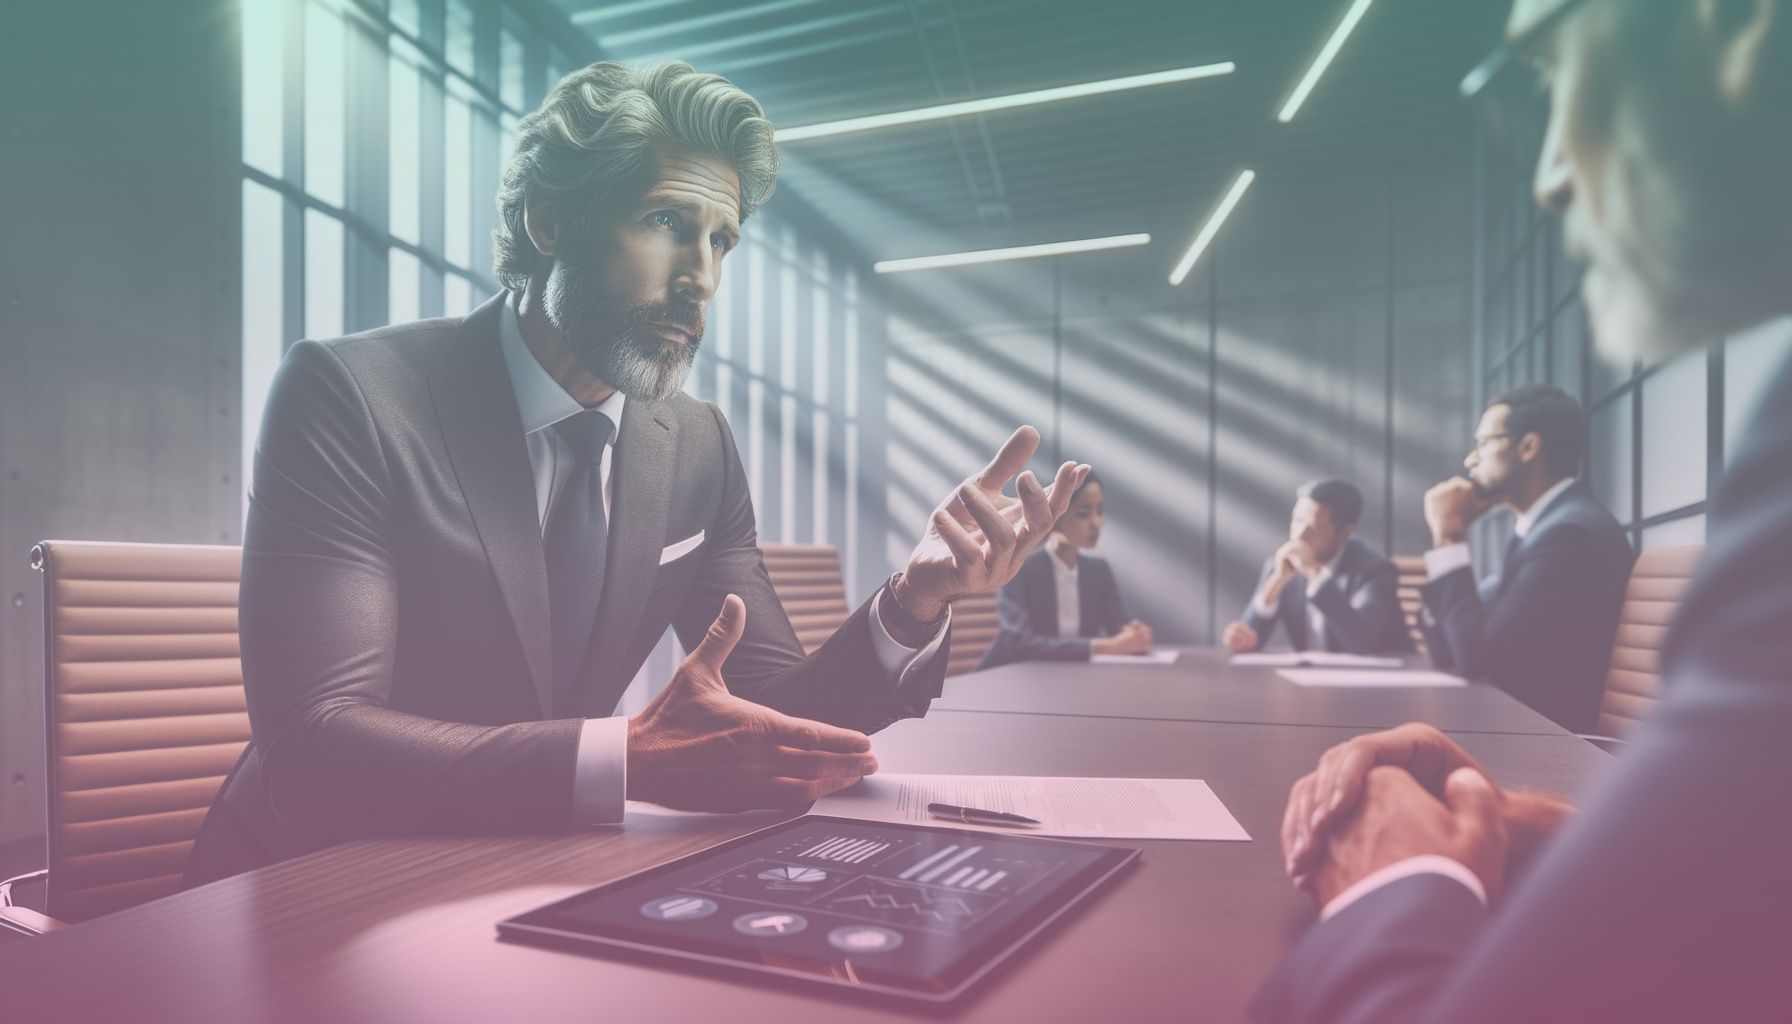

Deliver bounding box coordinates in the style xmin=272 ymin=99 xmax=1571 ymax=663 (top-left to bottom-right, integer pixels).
xmin=1277 ymin=668 xmax=1468 ymax=688
xmin=810 ymin=774 xmax=1249 ymax=841
xmin=1231 ymin=651 xmax=1404 ymax=669
xmin=1091 ymin=649 xmax=1181 ymax=666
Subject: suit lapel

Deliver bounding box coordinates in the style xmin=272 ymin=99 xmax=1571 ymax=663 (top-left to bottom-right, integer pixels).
xmin=1034 ymin=556 xmax=1059 ymax=637
xmin=1285 ymin=581 xmax=1310 ymax=649
xmin=1077 ymin=560 xmax=1099 ymax=637
xmin=429 ymin=295 xmax=554 ymax=716
xmin=576 ymin=398 xmax=679 ymax=714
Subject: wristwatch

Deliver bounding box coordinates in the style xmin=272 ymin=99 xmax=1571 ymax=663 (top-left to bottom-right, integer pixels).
xmin=882 ymin=571 xmax=948 ymax=637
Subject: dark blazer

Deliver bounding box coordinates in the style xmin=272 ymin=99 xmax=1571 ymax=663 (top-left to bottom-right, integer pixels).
xmin=977 ymin=550 xmax=1128 ymax=669
xmin=1420 ymin=480 xmax=1632 ymax=731
xmin=1240 ymin=537 xmax=1409 ymax=654
xmin=185 ymin=295 xmax=947 ymax=884
xmin=1252 ymin=352 xmax=1792 ymax=1023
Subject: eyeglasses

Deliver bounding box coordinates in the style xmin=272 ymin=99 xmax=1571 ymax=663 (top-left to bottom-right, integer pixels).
xmin=1459 ymin=0 xmax=1595 ymax=175
xmin=1472 ymin=432 xmax=1513 ymax=452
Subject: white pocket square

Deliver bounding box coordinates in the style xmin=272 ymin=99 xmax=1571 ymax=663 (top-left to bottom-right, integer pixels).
xmin=659 ymin=530 xmax=705 ymax=565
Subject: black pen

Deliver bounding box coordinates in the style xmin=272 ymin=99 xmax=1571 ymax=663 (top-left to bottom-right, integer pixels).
xmin=927 ymin=802 xmax=1042 ymax=827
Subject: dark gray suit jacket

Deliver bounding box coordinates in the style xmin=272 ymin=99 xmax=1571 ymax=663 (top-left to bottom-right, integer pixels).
xmin=977 ymin=550 xmax=1128 ymax=669
xmin=186 ymin=295 xmax=946 ymax=883
xmin=1252 ymin=352 xmax=1792 ymax=1022
xmin=1421 ymin=480 xmax=1633 ymax=731
xmin=1241 ymin=537 xmax=1409 ymax=654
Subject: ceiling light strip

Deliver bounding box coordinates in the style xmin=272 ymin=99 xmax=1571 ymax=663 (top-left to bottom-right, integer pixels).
xmin=1169 ymin=171 xmax=1255 ymax=286
xmin=1277 ymin=0 xmax=1376 ymax=123
xmin=874 ymin=233 xmax=1152 ymax=274
xmin=777 ymin=63 xmax=1236 ymax=142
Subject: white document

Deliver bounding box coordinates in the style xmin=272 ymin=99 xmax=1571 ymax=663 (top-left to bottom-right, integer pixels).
xmin=1090 ymin=649 xmax=1181 ymax=666
xmin=810 ymin=774 xmax=1249 ymax=841
xmin=1278 ymin=668 xmax=1468 ymax=688
xmin=1231 ymin=651 xmax=1405 ymax=669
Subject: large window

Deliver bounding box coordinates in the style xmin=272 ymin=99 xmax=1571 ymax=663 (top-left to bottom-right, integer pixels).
xmin=1471 ymin=134 xmax=1792 ymax=558
xmin=240 ymin=0 xmax=580 ymax=499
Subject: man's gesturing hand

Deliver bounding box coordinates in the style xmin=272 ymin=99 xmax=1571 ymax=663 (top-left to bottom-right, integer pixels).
xmin=627 ymin=595 xmax=878 ymax=811
xmin=895 ymin=425 xmax=1091 ymax=621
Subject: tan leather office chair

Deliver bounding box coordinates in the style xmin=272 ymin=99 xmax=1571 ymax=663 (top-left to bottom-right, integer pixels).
xmin=945 ymin=589 xmax=1001 ymax=677
xmin=1392 ymin=555 xmax=1430 ymax=657
xmin=1588 ymin=544 xmax=1703 ymax=744
xmin=0 ymin=540 xmax=249 ymax=932
xmin=757 ymin=543 xmax=852 ymax=656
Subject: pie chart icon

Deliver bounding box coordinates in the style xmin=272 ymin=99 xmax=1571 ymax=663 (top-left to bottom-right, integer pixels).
xmin=758 ymin=865 xmax=828 ymax=884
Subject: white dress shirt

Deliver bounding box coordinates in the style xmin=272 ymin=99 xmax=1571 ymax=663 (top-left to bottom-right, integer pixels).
xmin=1424 ymin=476 xmax=1578 ymax=581
xmin=498 ymin=296 xmax=944 ymax=824
xmin=1050 ymin=551 xmax=1081 ymax=638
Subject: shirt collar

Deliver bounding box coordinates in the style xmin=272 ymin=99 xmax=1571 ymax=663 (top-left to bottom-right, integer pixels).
xmin=498 ymin=292 xmax=625 ymax=443
xmin=1049 ymin=551 xmax=1079 ymax=579
xmin=1514 ymin=476 xmax=1576 ymax=538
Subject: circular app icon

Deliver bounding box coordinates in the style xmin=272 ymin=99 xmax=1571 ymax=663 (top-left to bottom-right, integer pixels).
xmin=732 ymin=911 xmax=809 ymax=937
xmin=639 ymin=895 xmax=718 ymax=922
xmin=827 ymin=924 xmax=904 ymax=954
xmin=757 ymin=865 xmax=828 ymax=885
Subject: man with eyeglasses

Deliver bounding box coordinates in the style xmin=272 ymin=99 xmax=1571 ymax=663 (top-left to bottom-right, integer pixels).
xmin=1416 ymin=384 xmax=1632 ymax=731
xmin=1255 ymin=0 xmax=1792 ymax=1019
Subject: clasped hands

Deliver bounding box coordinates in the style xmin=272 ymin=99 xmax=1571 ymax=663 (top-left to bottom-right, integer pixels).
xmin=1281 ymin=722 xmax=1575 ymax=908
xmin=628 ymin=426 xmax=1090 ymax=813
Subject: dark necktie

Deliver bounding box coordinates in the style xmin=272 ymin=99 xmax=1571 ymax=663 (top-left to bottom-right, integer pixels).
xmin=545 ymin=410 xmax=612 ymax=716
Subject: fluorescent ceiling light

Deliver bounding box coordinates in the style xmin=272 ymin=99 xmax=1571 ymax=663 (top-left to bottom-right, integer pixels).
xmin=1168 ymin=171 xmax=1255 ymax=286
xmin=778 ymin=63 xmax=1235 ymax=143
xmin=1277 ymin=0 xmax=1376 ymax=123
xmin=874 ymin=234 xmax=1151 ymax=274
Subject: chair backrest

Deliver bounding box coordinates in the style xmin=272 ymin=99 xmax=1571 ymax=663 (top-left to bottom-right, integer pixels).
xmin=1595 ymin=544 xmax=1702 ymax=739
xmin=757 ymin=543 xmax=851 ymax=656
xmin=33 ymin=540 xmax=249 ymax=922
xmin=1392 ymin=556 xmax=1430 ymax=657
xmin=946 ymin=590 xmax=1001 ymax=677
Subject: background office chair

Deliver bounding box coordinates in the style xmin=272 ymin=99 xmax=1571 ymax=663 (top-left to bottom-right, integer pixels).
xmin=1392 ymin=555 xmax=1430 ymax=658
xmin=944 ymin=589 xmax=1001 ymax=676
xmin=1582 ymin=544 xmax=1703 ymax=751
xmin=0 ymin=540 xmax=249 ymax=935
xmin=757 ymin=543 xmax=852 ymax=656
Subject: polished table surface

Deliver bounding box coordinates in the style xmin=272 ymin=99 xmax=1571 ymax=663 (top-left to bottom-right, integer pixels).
xmin=0 ymin=688 xmax=1611 ymax=1023
xmin=934 ymin=647 xmax=1570 ymax=736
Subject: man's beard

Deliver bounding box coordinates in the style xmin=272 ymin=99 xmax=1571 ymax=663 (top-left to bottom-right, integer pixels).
xmin=542 ymin=259 xmax=704 ymax=402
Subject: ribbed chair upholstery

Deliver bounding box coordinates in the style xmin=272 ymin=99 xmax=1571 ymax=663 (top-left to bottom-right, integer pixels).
xmin=1392 ymin=556 xmax=1429 ymax=657
xmin=1592 ymin=544 xmax=1703 ymax=740
xmin=758 ymin=543 xmax=851 ymax=656
xmin=945 ymin=590 xmax=1001 ymax=677
xmin=31 ymin=540 xmax=249 ymax=922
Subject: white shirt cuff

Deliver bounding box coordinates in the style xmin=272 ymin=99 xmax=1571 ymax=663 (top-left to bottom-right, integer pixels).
xmin=1319 ymin=854 xmax=1487 ymax=921
xmin=871 ymin=591 xmax=952 ymax=689
xmin=1424 ymin=543 xmax=1473 ymax=581
xmin=571 ymin=715 xmax=628 ymax=825
xmin=1251 ymin=593 xmax=1278 ymax=618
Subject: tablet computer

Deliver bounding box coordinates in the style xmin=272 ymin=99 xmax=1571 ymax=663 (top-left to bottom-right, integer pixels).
xmin=497 ymin=814 xmax=1139 ymax=1004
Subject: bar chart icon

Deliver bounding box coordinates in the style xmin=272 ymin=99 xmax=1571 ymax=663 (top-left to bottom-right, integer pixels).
xmin=798 ymin=835 xmax=892 ymax=864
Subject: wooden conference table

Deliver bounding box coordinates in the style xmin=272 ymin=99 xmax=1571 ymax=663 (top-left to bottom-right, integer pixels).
xmin=0 ymin=650 xmax=1610 ymax=1023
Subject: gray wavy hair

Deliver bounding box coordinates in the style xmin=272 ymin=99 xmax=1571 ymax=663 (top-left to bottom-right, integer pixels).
xmin=492 ymin=61 xmax=778 ymax=292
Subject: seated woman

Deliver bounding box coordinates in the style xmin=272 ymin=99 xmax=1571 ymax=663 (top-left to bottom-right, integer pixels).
xmin=977 ymin=472 xmax=1153 ymax=669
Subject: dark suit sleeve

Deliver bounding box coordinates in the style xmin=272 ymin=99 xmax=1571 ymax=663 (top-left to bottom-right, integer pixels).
xmin=988 ymin=569 xmax=1093 ymax=663
xmin=1421 ymin=525 xmax=1621 ymax=725
xmin=667 ymin=404 xmax=945 ymax=732
xmin=1309 ymin=558 xmax=1400 ymax=654
xmin=241 ymin=341 xmax=582 ymax=844
xmin=1239 ymin=556 xmax=1282 ymax=645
